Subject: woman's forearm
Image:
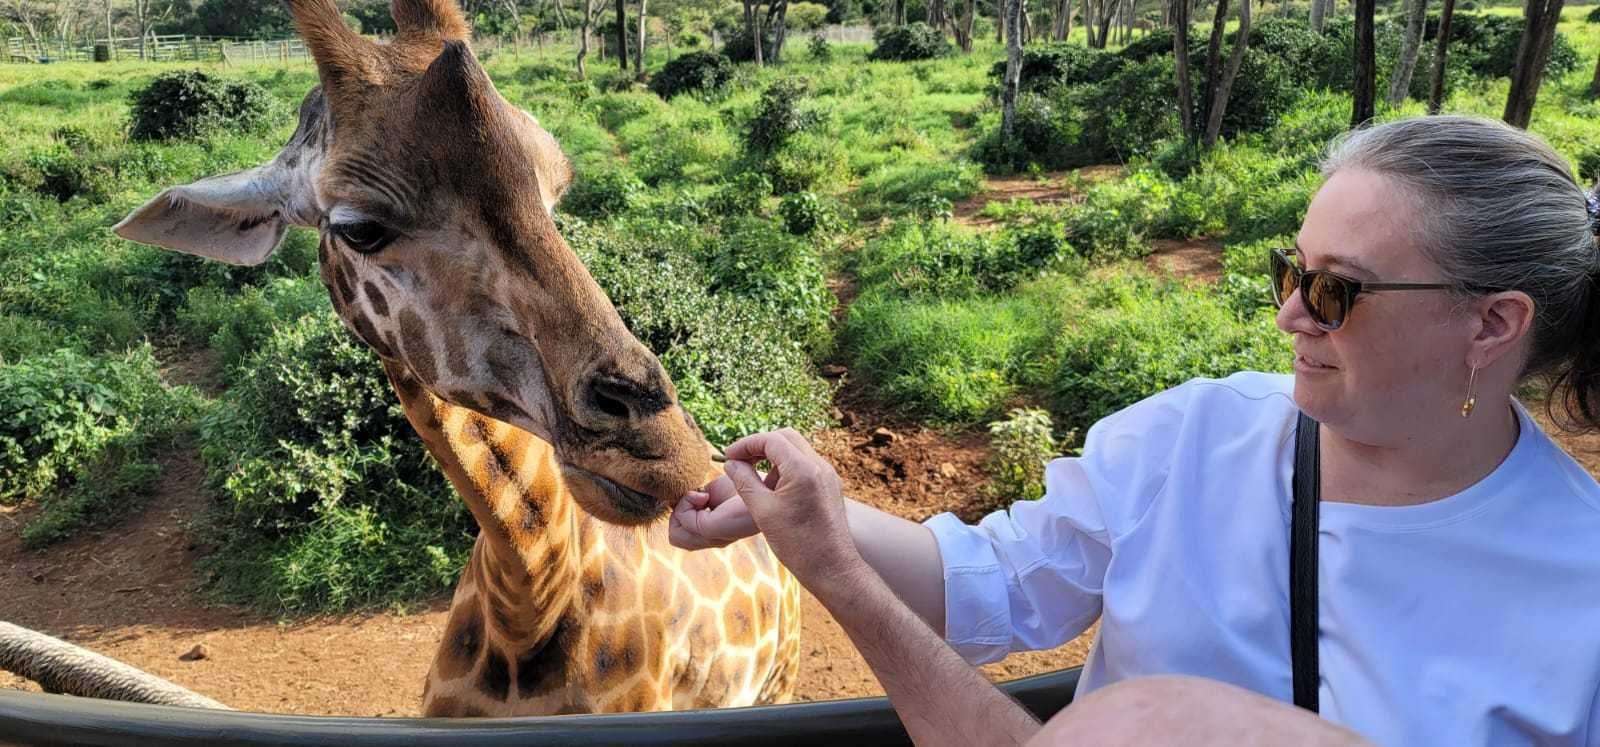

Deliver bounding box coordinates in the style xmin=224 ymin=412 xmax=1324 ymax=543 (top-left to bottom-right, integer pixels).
xmin=844 ymin=498 xmax=948 ymax=634
xmin=815 ymin=562 xmax=1039 ymax=747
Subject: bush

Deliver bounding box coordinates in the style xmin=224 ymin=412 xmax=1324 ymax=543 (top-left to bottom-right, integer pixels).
xmin=561 ymin=165 xmax=646 ymax=219
xmin=869 ymin=23 xmax=952 ymax=61
xmin=745 ymin=77 xmax=824 ymax=155
xmin=708 ymin=171 xmax=773 ymax=216
xmin=853 ymin=159 xmax=982 ymax=220
xmin=972 ymin=92 xmax=1085 ymax=173
xmin=705 ymin=217 xmax=834 ymax=352
xmin=986 ymin=43 xmax=1124 ymax=97
xmin=853 ymin=218 xmax=1074 ymax=298
xmin=790 ymin=2 xmax=830 ymax=29
xmin=723 ymin=30 xmax=778 ymax=62
xmin=778 ymin=190 xmax=845 ymax=236
xmin=199 ymin=312 xmax=471 ymax=611
xmin=1032 ymin=273 xmax=1292 ymax=432
xmin=177 ymin=276 xmax=329 ymax=378
xmin=128 ymin=70 xmax=276 ymax=142
xmin=566 ymin=218 xmax=833 ymax=443
xmin=986 ymin=408 xmax=1058 ymax=502
xmin=649 ymin=51 xmax=735 ymax=100
xmin=0 ymin=347 xmax=200 ymax=547
xmin=1589 ymin=4 xmax=1600 ymax=22
xmin=809 ymin=35 xmax=833 ymax=61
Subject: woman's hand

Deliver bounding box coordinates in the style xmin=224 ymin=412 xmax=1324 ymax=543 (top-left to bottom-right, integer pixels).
xmin=668 ymin=474 xmax=757 ymax=550
xmin=670 ymin=428 xmax=865 ymax=589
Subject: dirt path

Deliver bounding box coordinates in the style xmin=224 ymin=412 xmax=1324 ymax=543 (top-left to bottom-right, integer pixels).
xmin=951 ymin=165 xmax=1121 ymax=230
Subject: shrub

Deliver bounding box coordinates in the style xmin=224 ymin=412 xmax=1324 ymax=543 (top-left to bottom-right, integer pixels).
xmin=708 ymin=171 xmax=773 ymax=216
xmin=0 ymin=347 xmax=200 ymax=547
xmin=128 ymin=70 xmax=276 ymax=142
xmin=972 ymin=92 xmax=1085 ymax=173
xmin=790 ymin=2 xmax=830 ymax=28
xmin=986 ymin=408 xmax=1058 ymax=502
xmin=566 ymin=219 xmax=833 ymax=443
xmin=809 ymin=35 xmax=833 ymax=61
xmin=561 ymin=165 xmax=646 ymax=220
xmin=199 ymin=312 xmax=471 ymax=611
xmin=745 ymin=77 xmax=824 ymax=155
xmin=723 ymin=30 xmax=778 ymax=63
xmin=705 ymin=217 xmax=834 ymax=352
xmin=1032 ymin=273 xmax=1292 ymax=432
xmin=1577 ymin=144 xmax=1600 ymax=185
xmin=778 ymin=190 xmax=845 ymax=236
xmin=649 ymin=51 xmax=735 ymax=100
xmin=986 ymin=43 xmax=1124 ymax=97
xmin=844 ymin=289 xmax=1060 ymax=423
xmin=177 ymin=276 xmax=329 ymax=377
xmin=1241 ymin=17 xmax=1350 ymax=91
xmin=853 ymin=159 xmax=982 ymax=220
xmin=1589 ymin=4 xmax=1600 ymax=22
xmin=1118 ymin=27 xmax=1175 ymax=62
xmin=868 ymin=23 xmax=952 ymax=61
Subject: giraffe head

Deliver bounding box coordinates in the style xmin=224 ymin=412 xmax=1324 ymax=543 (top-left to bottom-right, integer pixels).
xmin=114 ymin=0 xmax=713 ymax=524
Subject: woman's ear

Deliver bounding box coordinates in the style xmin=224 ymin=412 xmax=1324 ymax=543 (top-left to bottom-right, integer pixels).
xmin=1471 ymin=290 xmax=1536 ymax=367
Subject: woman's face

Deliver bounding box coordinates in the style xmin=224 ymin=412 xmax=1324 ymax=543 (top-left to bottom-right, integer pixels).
xmin=1276 ymin=168 xmax=1472 ymax=443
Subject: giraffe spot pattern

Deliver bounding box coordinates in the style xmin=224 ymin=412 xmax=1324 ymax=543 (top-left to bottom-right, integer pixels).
xmin=479 ymin=648 xmax=511 ymax=701
xmin=398 ymin=308 xmax=437 ymax=383
xmin=361 ymin=280 xmax=388 ymax=318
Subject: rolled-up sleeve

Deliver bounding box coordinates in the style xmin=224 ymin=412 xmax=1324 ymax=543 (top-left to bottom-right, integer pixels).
xmin=924 ymin=384 xmax=1189 ymax=664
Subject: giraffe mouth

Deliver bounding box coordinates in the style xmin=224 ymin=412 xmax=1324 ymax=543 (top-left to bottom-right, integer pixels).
xmin=560 ymin=465 xmax=667 ymax=525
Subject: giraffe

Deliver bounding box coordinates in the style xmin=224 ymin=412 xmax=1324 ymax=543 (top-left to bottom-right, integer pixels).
xmin=111 ymin=0 xmax=802 ymax=717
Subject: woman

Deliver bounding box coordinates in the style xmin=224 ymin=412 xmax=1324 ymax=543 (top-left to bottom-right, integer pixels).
xmin=671 ymin=115 xmax=1600 ymax=746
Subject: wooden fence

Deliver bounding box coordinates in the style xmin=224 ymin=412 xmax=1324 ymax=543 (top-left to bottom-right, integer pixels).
xmin=5 ymin=34 xmax=310 ymax=64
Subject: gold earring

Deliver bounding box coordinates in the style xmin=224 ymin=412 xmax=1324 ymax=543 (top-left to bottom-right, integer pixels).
xmin=1461 ymin=365 xmax=1478 ymax=418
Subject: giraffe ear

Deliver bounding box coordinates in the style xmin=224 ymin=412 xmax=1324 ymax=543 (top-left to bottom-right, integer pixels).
xmin=112 ymin=167 xmax=292 ymax=266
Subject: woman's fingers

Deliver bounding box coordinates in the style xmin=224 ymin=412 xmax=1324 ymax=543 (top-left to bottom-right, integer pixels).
xmin=669 ymin=488 xmax=757 ymax=551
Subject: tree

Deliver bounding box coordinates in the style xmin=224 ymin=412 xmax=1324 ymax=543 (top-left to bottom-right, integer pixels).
xmin=1352 ymin=0 xmax=1376 ymax=127
xmin=1173 ymin=0 xmax=1196 ymax=142
xmin=1386 ymin=0 xmax=1427 ymax=106
xmin=634 ymin=0 xmax=647 ymax=79
xmin=578 ymin=0 xmax=603 ymax=78
xmin=1000 ymin=0 xmax=1023 ymax=138
xmin=1503 ymin=0 xmax=1565 ymax=128
xmin=1 ymin=0 xmax=50 ymax=58
xmin=955 ymin=0 xmax=974 ymax=51
xmin=764 ymin=0 xmax=789 ymax=63
xmin=1309 ymin=0 xmax=1329 ymax=33
xmin=1203 ymin=0 xmax=1249 ymax=146
xmin=1427 ymin=0 xmax=1456 ymax=113
xmin=615 ymin=0 xmax=628 ymax=70
xmin=1051 ymin=0 xmax=1070 ymax=40
xmin=741 ymin=0 xmax=762 ymax=65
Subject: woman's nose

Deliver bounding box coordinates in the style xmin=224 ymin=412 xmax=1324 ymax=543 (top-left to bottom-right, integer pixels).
xmin=1275 ymin=286 xmax=1322 ymax=336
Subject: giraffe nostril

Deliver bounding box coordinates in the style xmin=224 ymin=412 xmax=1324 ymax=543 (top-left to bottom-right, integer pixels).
xmin=588 ymin=378 xmax=635 ymax=420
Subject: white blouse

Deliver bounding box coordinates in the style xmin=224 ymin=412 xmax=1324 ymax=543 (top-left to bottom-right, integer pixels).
xmin=926 ymin=372 xmax=1600 ymax=746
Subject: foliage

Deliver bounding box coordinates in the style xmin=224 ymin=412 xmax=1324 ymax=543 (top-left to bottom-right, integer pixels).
xmin=869 ymin=23 xmax=953 ymax=61
xmin=561 ymin=165 xmax=646 ymax=219
xmin=986 ymin=408 xmax=1058 ymax=502
xmin=177 ymin=276 xmax=329 ymax=377
xmin=744 ymin=77 xmax=825 ymax=155
xmin=778 ymin=190 xmax=846 ymax=236
xmin=649 ymin=51 xmax=735 ymax=100
xmin=972 ymin=92 xmax=1084 ymax=172
xmin=0 ymin=347 xmax=200 ymax=547
xmin=722 ymin=29 xmax=778 ymax=63
xmin=128 ymin=70 xmax=277 ymax=142
xmin=198 ymin=312 xmax=471 ymax=611
xmin=986 ymin=43 xmax=1123 ymax=97
xmin=1033 ymin=273 xmax=1292 ymax=433
xmin=809 ymin=35 xmax=833 ymax=62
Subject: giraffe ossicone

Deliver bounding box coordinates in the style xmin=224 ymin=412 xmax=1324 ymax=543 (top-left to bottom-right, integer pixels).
xmin=114 ymin=0 xmax=801 ymax=716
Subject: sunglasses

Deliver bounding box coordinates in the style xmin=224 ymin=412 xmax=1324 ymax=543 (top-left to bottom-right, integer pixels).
xmin=1269 ymin=248 xmax=1453 ymax=331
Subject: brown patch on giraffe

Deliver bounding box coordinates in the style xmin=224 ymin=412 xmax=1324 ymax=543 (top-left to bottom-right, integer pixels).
xmin=616 ymin=679 xmax=659 ymax=711
xmin=443 ymin=320 xmax=472 ymax=378
xmin=352 ymin=313 xmax=395 ymax=359
xmin=590 ymin=636 xmax=638 ymax=687
xmin=724 ymin=594 xmax=756 ymax=648
xmin=361 ymin=280 xmax=389 ymax=318
xmin=515 ymin=620 xmax=569 ymax=697
xmin=332 ymin=262 xmax=357 ymax=308
xmin=425 ymin=696 xmax=488 ymax=718
xmin=435 ymin=603 xmax=484 ymax=680
xmin=459 ymin=416 xmax=489 ymax=445
xmin=688 ymin=555 xmax=729 ymax=597
xmin=728 ymin=544 xmax=755 ymax=581
xmin=478 ymin=648 xmax=511 ymax=701
xmin=398 ymin=308 xmax=437 ymax=383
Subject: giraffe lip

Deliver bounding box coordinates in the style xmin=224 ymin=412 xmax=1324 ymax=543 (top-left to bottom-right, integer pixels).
xmin=562 ymin=465 xmax=666 ymax=523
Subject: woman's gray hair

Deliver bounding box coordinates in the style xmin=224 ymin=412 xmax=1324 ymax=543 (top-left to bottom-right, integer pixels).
xmin=1320 ymin=115 xmax=1600 ymax=429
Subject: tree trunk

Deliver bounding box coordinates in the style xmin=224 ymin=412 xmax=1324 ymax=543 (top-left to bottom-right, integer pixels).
xmin=1427 ymin=0 xmax=1455 ymax=113
xmin=1201 ymin=0 xmax=1228 ymax=126
xmin=744 ymin=0 xmax=763 ymax=66
xmin=1096 ymin=0 xmax=1113 ymax=47
xmin=1352 ymin=0 xmax=1376 ymax=127
xmin=634 ymin=0 xmax=647 ymax=80
xmin=958 ymin=0 xmax=975 ymax=51
xmin=578 ymin=0 xmax=598 ymax=77
xmin=1203 ymin=0 xmax=1249 ymax=146
xmin=1174 ymin=0 xmax=1196 ymax=142
xmin=894 ymin=0 xmax=906 ymax=24
xmin=1385 ymin=0 xmax=1427 ymax=105
xmin=765 ymin=0 xmax=788 ymax=62
xmin=1503 ymin=0 xmax=1565 ymax=128
xmin=103 ymin=0 xmax=115 ymax=60
xmin=1084 ymin=0 xmax=1096 ymax=46
xmin=1001 ymin=0 xmax=1023 ymax=137
xmin=1309 ymin=0 xmax=1326 ymax=32
xmin=614 ymin=0 xmax=628 ymax=70
xmin=1064 ymin=0 xmax=1073 ymax=38
xmin=1589 ymin=48 xmax=1600 ymax=98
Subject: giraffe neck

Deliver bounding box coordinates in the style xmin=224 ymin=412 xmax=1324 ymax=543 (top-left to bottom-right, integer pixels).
xmin=382 ymin=361 xmax=581 ymax=650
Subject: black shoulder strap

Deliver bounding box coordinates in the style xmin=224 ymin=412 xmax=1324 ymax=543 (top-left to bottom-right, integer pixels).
xmin=1291 ymin=412 xmax=1321 ymax=712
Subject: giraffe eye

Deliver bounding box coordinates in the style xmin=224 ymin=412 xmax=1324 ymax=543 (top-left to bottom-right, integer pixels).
xmin=331 ymin=220 xmax=393 ymax=254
